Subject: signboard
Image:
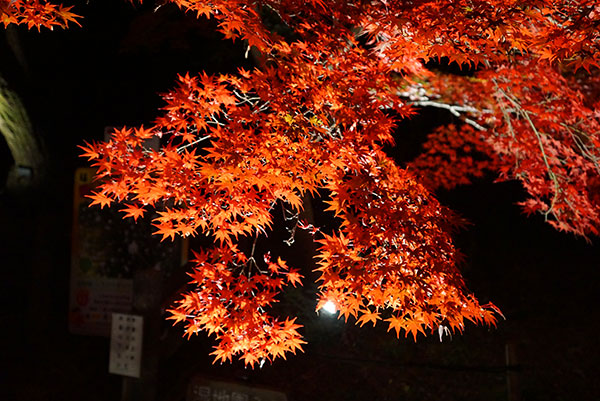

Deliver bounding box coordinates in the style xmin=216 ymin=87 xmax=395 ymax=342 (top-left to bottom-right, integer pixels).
xmin=69 ymin=167 xmax=185 ymax=335
xmin=109 ymin=313 xmax=144 ymax=378
xmin=187 ymin=377 xmax=288 ymax=401
xmin=69 ymin=167 xmax=133 ymax=335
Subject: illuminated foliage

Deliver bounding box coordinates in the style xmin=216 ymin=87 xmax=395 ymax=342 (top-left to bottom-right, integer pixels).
xmin=10 ymin=0 xmax=600 ymax=366
xmin=1 ymin=0 xmax=80 ymax=30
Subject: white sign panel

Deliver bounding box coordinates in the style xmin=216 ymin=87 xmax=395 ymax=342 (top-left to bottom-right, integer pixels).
xmin=109 ymin=313 xmax=143 ymax=378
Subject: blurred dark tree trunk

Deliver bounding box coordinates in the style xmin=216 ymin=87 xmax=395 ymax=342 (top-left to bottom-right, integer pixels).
xmin=1 ymin=27 xmax=46 ymax=190
xmin=0 ymin=75 xmax=46 ymax=189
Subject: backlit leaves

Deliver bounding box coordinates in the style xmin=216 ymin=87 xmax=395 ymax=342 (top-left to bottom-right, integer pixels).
xmin=167 ymin=247 xmax=305 ymax=365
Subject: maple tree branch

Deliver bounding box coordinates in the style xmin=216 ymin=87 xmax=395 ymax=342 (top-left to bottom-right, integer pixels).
xmin=522 ymin=113 xmax=561 ymax=218
xmin=494 ymin=84 xmax=561 ymax=218
xmin=411 ymin=100 xmax=479 ymax=118
xmin=176 ymin=134 xmax=211 ymax=153
xmin=244 ymin=232 xmax=266 ymax=276
xmin=233 ymin=90 xmax=262 ymax=105
xmin=282 ymin=204 xmax=299 ymax=246
xmin=407 ymin=99 xmax=488 ymax=131
xmin=249 ymin=234 xmax=258 ymax=259
xmin=462 ymin=117 xmax=487 ymax=132
xmin=495 ymin=96 xmax=521 ymax=172
xmin=562 ymin=123 xmax=600 ymax=175
xmin=209 ymin=115 xmax=226 ymax=126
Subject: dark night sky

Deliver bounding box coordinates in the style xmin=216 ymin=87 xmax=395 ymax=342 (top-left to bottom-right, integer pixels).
xmin=1 ymin=2 xmax=599 ymax=400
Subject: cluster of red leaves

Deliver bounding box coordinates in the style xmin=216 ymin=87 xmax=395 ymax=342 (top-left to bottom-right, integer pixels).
xmin=317 ymin=148 xmax=498 ymax=340
xmin=358 ymin=0 xmax=600 ymax=71
xmin=410 ymin=124 xmax=501 ymax=190
xmin=167 ymin=246 xmax=304 ymax=367
xmin=1 ymin=0 xmax=80 ymax=30
xmin=15 ymin=0 xmax=600 ymax=365
xmin=415 ymin=59 xmax=600 ymax=237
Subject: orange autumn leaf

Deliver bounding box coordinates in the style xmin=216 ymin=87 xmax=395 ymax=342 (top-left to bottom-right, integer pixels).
xmin=357 ymin=309 xmax=381 ymax=327
xmin=87 ymin=191 xmax=112 ymax=209
xmin=120 ymin=204 xmax=146 ymax=222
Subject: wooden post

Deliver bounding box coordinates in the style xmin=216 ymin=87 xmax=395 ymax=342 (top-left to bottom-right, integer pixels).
xmin=505 ymin=343 xmax=520 ymax=401
xmin=121 ymin=268 xmax=164 ymax=401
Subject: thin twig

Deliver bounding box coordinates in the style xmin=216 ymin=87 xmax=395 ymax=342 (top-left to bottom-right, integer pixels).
xmin=494 ymin=84 xmax=561 ymax=219
xmin=176 ymin=135 xmax=212 ymax=153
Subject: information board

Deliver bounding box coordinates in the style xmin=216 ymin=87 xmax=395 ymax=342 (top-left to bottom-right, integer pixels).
xmin=69 ymin=167 xmax=185 ymax=335
xmin=187 ymin=376 xmax=288 ymax=401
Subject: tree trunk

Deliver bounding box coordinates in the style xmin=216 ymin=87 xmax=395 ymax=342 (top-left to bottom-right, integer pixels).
xmin=0 ymin=75 xmax=46 ymax=189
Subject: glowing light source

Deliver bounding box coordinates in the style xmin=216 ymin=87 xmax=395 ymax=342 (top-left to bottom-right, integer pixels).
xmin=321 ymin=300 xmax=337 ymax=315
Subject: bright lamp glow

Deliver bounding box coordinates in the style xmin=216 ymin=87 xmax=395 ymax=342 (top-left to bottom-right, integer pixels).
xmin=321 ymin=300 xmax=337 ymax=315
